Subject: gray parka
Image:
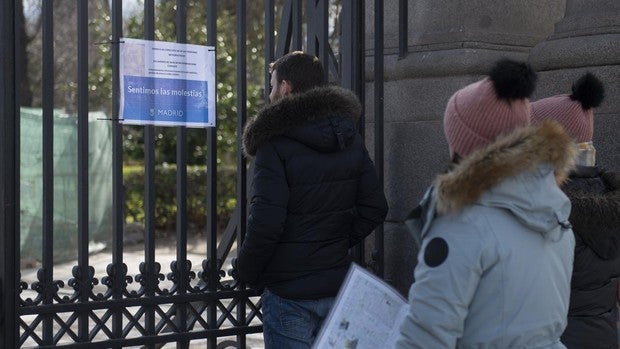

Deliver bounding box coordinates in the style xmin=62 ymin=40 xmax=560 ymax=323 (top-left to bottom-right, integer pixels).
xmin=395 ymin=122 xmax=578 ymax=349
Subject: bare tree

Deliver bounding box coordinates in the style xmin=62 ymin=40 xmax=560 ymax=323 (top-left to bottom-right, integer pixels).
xmin=24 ymin=0 xmax=111 ymax=113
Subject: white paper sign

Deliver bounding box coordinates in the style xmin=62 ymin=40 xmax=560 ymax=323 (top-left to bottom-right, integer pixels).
xmin=119 ymin=38 xmax=216 ymax=128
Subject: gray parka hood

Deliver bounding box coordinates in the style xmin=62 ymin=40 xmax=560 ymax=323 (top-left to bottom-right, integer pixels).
xmin=242 ymin=86 xmax=362 ymax=157
xmin=436 ymin=121 xmax=577 ymax=235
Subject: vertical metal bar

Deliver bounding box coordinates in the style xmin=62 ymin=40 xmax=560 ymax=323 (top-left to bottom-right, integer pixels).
xmin=341 ymin=0 xmax=354 ymax=90
xmin=205 ymin=1 xmax=217 ymax=348
xmin=358 ymin=1 xmax=366 ymax=136
xmin=318 ymin=0 xmax=328 ymax=82
xmin=265 ymin=0 xmax=275 ymax=102
xmin=111 ymin=0 xmax=124 ymax=345
xmin=236 ymin=0 xmax=248 ymax=347
xmin=398 ymin=0 xmax=408 ymax=59
xmin=307 ymin=0 xmax=328 ymax=82
xmin=357 ymin=1 xmax=366 ymax=116
xmin=16 ymin=1 xmax=29 ymax=107
xmin=0 ymin=0 xmax=18 ymax=346
xmin=41 ymin=0 xmax=55 ymax=344
xmin=275 ymin=0 xmax=293 ymax=59
xmin=77 ymin=0 xmax=90 ymax=341
xmin=144 ymin=0 xmax=156 ymax=346
xmin=342 ymin=0 xmax=366 ymax=264
xmin=175 ymin=1 xmax=189 ymax=348
xmin=306 ymin=0 xmax=316 ymax=55
xmin=373 ymin=0 xmax=385 ymax=278
xmin=291 ymin=0 xmax=302 ymax=51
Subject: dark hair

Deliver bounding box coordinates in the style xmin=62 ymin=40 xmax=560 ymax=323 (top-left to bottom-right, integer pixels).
xmin=269 ymin=51 xmax=325 ymax=93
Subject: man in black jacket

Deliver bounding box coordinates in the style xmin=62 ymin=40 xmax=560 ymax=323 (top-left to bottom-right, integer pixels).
xmin=237 ymin=51 xmax=388 ymax=348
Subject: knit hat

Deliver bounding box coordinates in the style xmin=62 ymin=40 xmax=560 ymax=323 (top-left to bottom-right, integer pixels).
xmin=531 ymin=73 xmax=605 ymax=143
xmin=443 ymin=59 xmax=537 ymax=158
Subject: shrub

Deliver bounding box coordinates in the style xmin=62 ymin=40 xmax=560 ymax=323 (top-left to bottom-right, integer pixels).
xmin=123 ymin=164 xmax=237 ymax=234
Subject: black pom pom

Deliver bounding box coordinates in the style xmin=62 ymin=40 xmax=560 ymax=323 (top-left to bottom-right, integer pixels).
xmin=489 ymin=58 xmax=537 ymax=100
xmin=570 ymin=72 xmax=605 ymax=109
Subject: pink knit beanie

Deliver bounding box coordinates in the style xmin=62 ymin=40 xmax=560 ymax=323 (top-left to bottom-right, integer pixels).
xmin=531 ymin=73 xmax=605 ymax=143
xmin=444 ymin=59 xmax=537 ymax=158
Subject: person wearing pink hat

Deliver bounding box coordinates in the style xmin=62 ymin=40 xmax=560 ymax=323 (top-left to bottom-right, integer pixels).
xmin=395 ymin=59 xmax=577 ymax=348
xmin=532 ymin=73 xmax=619 ymax=349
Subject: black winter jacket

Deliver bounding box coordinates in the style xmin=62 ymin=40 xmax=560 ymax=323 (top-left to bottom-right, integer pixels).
xmin=560 ymin=166 xmax=620 ymax=349
xmin=237 ymin=86 xmax=388 ymax=300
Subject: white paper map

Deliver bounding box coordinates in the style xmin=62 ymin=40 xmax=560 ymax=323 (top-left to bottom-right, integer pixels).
xmin=313 ymin=263 xmax=408 ymax=349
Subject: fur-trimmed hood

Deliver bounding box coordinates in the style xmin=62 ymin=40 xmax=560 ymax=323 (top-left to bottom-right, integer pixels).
xmin=436 ymin=121 xmax=577 ymax=215
xmin=242 ymin=86 xmax=362 ymax=157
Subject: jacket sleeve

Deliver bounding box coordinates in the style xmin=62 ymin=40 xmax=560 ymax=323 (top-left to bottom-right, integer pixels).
xmin=394 ymin=218 xmax=490 ymax=349
xmin=237 ymin=142 xmax=289 ymax=285
xmin=350 ymin=150 xmax=389 ymax=247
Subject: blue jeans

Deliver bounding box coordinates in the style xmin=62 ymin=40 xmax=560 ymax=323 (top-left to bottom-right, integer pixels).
xmin=261 ymin=288 xmax=335 ymax=349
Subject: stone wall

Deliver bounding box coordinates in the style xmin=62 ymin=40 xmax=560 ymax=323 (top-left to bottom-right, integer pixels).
xmin=366 ymin=0 xmax=619 ymax=294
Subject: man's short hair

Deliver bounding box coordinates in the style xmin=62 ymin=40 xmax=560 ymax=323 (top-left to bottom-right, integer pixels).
xmin=269 ymin=51 xmax=325 ymax=93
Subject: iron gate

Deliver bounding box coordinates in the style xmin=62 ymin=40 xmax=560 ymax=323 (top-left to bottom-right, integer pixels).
xmin=0 ymin=0 xmax=396 ymax=347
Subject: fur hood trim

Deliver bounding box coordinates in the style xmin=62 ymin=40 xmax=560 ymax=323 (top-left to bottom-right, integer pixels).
xmin=242 ymin=86 xmax=362 ymax=157
xmin=436 ymin=121 xmax=577 ymax=214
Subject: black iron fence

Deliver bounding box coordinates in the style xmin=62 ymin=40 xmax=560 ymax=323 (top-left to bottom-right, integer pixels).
xmin=0 ymin=0 xmax=405 ymax=347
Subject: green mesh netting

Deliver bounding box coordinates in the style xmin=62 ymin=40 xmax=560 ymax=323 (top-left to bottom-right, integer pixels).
xmin=20 ymin=108 xmax=113 ymax=263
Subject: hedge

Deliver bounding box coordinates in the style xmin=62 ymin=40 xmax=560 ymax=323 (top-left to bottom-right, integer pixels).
xmin=123 ymin=164 xmax=237 ymax=233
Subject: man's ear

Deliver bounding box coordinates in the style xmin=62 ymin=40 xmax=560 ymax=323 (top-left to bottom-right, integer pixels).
xmin=281 ymin=80 xmax=293 ymax=95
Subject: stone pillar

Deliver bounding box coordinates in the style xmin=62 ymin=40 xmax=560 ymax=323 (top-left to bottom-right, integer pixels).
xmin=366 ymin=1 xmax=565 ymax=294
xmin=529 ymin=0 xmax=620 ymax=171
